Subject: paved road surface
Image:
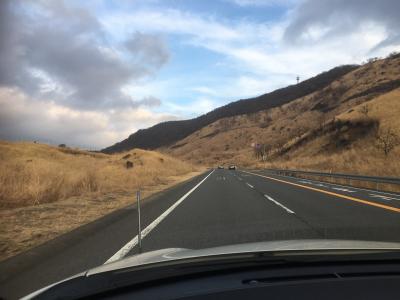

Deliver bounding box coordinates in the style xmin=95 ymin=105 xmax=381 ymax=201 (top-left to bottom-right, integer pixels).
xmin=1 ymin=169 xmax=400 ymax=299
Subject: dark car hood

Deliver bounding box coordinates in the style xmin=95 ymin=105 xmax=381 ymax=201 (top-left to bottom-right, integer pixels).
xmin=22 ymin=239 xmax=400 ymax=299
xmin=89 ymin=239 xmax=400 ymax=275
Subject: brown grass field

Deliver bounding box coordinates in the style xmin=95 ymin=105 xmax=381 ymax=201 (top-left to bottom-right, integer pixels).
xmin=0 ymin=141 xmax=203 ymax=261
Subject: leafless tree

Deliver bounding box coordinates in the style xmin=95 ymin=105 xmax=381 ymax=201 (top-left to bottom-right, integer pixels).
xmin=318 ymin=114 xmax=326 ymax=130
xmin=294 ymin=127 xmax=306 ymax=139
xmin=253 ymin=144 xmax=261 ymax=160
xmin=219 ymin=118 xmax=230 ymax=131
xmin=261 ymin=144 xmax=271 ymax=161
xmin=253 ymin=144 xmax=271 ymax=161
xmin=388 ymin=51 xmax=400 ymax=59
xmin=249 ymin=113 xmax=261 ymax=123
xmin=376 ymin=128 xmax=399 ymax=156
xmin=360 ymin=104 xmax=369 ymax=117
xmin=367 ymin=57 xmax=379 ymax=64
xmin=275 ymin=141 xmax=285 ymax=155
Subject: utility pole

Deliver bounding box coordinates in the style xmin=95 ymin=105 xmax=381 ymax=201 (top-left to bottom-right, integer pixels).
xmin=296 ymin=76 xmax=300 ymax=84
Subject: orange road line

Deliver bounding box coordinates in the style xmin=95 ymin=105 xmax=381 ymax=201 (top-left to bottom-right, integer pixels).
xmin=242 ymin=170 xmax=400 ymax=213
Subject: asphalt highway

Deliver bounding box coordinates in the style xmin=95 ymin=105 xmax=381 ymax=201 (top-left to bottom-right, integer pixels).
xmin=1 ymin=168 xmax=399 ymax=299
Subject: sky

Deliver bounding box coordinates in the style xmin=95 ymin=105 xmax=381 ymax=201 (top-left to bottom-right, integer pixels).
xmin=1 ymin=0 xmax=399 ymax=149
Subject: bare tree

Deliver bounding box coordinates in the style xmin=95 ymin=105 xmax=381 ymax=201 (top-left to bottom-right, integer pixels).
xmin=388 ymin=51 xmax=400 ymax=59
xmin=260 ymin=114 xmax=272 ymax=128
xmin=249 ymin=113 xmax=261 ymax=123
xmin=360 ymin=104 xmax=369 ymax=117
xmin=219 ymin=118 xmax=230 ymax=131
xmin=376 ymin=128 xmax=399 ymax=156
xmin=275 ymin=141 xmax=285 ymax=155
xmin=367 ymin=57 xmax=379 ymax=64
xmin=318 ymin=114 xmax=326 ymax=130
xmin=294 ymin=127 xmax=306 ymax=139
xmin=253 ymin=144 xmax=271 ymax=161
xmin=253 ymin=144 xmax=262 ymax=160
xmin=260 ymin=144 xmax=271 ymax=161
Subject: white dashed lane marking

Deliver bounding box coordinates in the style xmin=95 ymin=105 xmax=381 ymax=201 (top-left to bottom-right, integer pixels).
xmin=264 ymin=194 xmax=295 ymax=214
xmin=369 ymin=194 xmax=400 ymax=201
xmin=332 ymin=187 xmax=355 ymax=193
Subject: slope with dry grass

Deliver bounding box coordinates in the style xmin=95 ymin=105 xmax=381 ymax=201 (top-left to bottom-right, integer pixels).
xmin=162 ymin=55 xmax=400 ymax=176
xmin=0 ymin=142 xmax=202 ymax=260
xmin=273 ymin=89 xmax=400 ymax=175
xmin=0 ymin=142 xmax=198 ymax=208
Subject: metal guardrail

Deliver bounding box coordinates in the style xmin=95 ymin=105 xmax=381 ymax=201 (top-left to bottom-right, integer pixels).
xmin=262 ymin=169 xmax=400 ymax=191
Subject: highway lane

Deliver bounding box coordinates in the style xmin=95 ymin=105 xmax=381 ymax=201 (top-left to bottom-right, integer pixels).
xmin=136 ymin=169 xmax=316 ymax=253
xmin=0 ymin=171 xmax=212 ymax=299
xmin=237 ymin=170 xmax=400 ymax=241
xmin=252 ymin=169 xmax=400 ymax=209
xmin=1 ymin=168 xmax=400 ymax=299
xmin=129 ymin=169 xmax=400 ymax=254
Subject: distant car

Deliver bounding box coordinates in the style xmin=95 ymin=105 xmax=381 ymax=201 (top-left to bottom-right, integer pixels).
xmin=218 ymin=166 xmax=224 ymax=169
xmin=229 ymin=165 xmax=237 ymax=170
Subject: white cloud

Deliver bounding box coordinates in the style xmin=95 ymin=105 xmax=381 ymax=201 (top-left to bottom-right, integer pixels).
xmin=195 ymin=97 xmax=220 ymax=114
xmin=122 ymin=79 xmax=173 ymax=100
xmin=101 ymin=9 xmax=241 ymax=44
xmin=283 ymin=0 xmax=400 ymax=49
xmin=234 ymin=76 xmax=276 ymax=97
xmin=164 ymin=97 xmax=220 ymax=117
xmin=225 ymin=0 xmax=300 ymax=7
xmin=191 ymin=86 xmax=218 ymax=96
xmin=101 ymin=7 xmax=399 ymax=103
xmin=0 ymin=0 xmax=170 ymax=111
xmin=0 ymin=87 xmax=176 ymax=149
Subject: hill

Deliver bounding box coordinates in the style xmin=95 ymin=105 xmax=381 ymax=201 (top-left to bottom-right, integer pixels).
xmin=102 ymin=65 xmax=358 ymax=153
xmin=0 ymin=141 xmax=198 ymax=208
xmin=162 ymin=54 xmax=400 ymax=176
xmin=0 ymin=141 xmax=201 ymax=260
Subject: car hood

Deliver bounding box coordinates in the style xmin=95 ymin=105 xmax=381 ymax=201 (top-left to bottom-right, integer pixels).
xmin=88 ymin=239 xmax=400 ymax=275
xmin=22 ymin=239 xmax=400 ymax=299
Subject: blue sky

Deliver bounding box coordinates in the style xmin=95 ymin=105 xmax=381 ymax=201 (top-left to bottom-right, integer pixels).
xmin=1 ymin=0 xmax=399 ymax=148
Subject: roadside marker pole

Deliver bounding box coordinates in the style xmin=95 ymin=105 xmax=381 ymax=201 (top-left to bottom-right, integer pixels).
xmin=136 ymin=190 xmax=142 ymax=253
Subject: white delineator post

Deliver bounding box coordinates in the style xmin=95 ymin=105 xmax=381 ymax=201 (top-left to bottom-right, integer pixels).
xmin=137 ymin=190 xmax=142 ymax=253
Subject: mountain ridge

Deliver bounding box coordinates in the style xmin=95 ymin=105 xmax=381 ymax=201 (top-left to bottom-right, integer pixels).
xmin=102 ymin=65 xmax=359 ymax=153
xmin=161 ymin=55 xmax=400 ymax=176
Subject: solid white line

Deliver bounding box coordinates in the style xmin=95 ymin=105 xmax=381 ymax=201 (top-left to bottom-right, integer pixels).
xmin=104 ymin=170 xmax=215 ymax=264
xmin=246 ymin=183 xmax=254 ymax=188
xmin=264 ymin=194 xmax=295 ymax=214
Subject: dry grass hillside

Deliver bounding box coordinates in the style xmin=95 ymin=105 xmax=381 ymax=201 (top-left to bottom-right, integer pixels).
xmin=0 ymin=141 xmax=198 ymax=208
xmin=0 ymin=142 xmax=202 ymax=260
xmin=162 ymin=54 xmax=400 ymax=177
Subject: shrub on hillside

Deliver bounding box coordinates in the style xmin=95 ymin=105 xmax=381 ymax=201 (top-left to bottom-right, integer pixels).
xmin=376 ymin=127 xmax=399 ymax=157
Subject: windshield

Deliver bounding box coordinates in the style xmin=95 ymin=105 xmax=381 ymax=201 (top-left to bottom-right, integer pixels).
xmin=0 ymin=0 xmax=400 ymax=299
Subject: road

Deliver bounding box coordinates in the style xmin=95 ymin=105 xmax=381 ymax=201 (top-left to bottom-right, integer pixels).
xmin=1 ymin=169 xmax=400 ymax=299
